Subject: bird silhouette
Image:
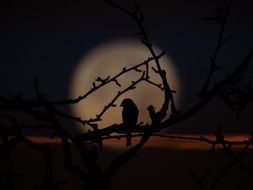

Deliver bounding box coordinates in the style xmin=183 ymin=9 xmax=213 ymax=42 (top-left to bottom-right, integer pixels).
xmin=120 ymin=98 xmax=139 ymax=146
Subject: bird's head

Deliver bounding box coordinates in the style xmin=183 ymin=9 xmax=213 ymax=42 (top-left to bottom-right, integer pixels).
xmin=147 ymin=105 xmax=156 ymax=111
xmin=120 ymin=98 xmax=135 ymax=107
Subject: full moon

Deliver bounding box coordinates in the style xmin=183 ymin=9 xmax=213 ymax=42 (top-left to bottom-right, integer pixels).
xmin=69 ymin=40 xmax=181 ymax=132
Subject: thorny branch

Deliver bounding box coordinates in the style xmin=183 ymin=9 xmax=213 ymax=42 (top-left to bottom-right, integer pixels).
xmin=199 ymin=0 xmax=233 ymax=97
xmin=51 ymin=51 xmax=165 ymax=106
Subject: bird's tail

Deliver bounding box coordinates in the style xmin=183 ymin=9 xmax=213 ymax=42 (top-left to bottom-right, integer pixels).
xmin=126 ymin=131 xmax=131 ymax=146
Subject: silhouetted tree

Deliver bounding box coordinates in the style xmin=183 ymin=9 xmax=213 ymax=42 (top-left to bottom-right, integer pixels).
xmin=0 ymin=0 xmax=252 ymax=189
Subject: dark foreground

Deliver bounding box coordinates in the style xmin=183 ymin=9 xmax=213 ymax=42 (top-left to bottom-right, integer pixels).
xmin=1 ymin=138 xmax=253 ymax=190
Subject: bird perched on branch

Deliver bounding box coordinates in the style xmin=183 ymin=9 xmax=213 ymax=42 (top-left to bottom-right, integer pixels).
xmin=120 ymin=98 xmax=139 ymax=146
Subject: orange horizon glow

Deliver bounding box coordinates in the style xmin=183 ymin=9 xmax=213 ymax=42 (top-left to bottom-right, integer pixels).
xmin=26 ymin=134 xmax=251 ymax=151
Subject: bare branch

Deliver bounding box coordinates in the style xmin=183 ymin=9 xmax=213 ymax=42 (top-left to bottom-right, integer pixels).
xmin=51 ymin=52 xmax=165 ymax=106
xmin=199 ymin=0 xmax=233 ymax=97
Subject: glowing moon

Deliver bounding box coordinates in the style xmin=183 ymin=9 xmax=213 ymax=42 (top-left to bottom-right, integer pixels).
xmin=69 ymin=40 xmax=181 ymax=132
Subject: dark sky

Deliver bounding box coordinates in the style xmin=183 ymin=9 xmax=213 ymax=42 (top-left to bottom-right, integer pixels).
xmin=0 ymin=0 xmax=252 ymax=134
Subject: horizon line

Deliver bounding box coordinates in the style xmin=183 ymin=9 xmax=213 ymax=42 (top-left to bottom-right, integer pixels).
xmin=24 ymin=134 xmax=251 ymax=151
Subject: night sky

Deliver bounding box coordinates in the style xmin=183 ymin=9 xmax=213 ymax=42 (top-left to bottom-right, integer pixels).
xmin=0 ymin=0 xmax=253 ymax=134
xmin=1 ymin=1 xmax=253 ymax=190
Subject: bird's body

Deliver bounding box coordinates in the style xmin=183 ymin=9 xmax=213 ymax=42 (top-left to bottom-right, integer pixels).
xmin=120 ymin=98 xmax=139 ymax=146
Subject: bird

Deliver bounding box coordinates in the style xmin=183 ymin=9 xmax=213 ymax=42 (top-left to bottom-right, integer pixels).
xmin=120 ymin=98 xmax=139 ymax=146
